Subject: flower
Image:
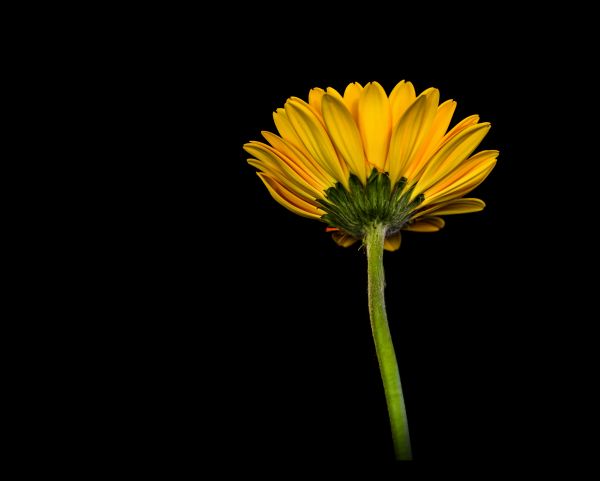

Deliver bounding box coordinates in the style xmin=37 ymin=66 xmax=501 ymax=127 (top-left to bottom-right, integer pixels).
xmin=244 ymin=81 xmax=497 ymax=251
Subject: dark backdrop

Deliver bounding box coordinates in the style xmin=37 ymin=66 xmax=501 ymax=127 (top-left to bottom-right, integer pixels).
xmin=120 ymin=36 xmax=585 ymax=473
xmin=228 ymin=73 xmax=539 ymax=464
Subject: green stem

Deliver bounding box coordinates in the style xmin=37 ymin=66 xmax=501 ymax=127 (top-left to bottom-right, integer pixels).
xmin=365 ymin=224 xmax=412 ymax=461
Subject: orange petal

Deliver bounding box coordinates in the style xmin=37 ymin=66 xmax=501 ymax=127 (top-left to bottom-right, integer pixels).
xmin=414 ymin=198 xmax=485 ymax=219
xmin=261 ymin=131 xmax=332 ymax=189
xmin=245 ymin=141 xmax=324 ymax=200
xmin=258 ymin=173 xmax=325 ymax=220
xmin=285 ymin=98 xmax=349 ymax=189
xmin=421 ymin=150 xmax=498 ymax=206
xmin=403 ymin=216 xmax=445 ymax=232
xmin=403 ymin=99 xmax=457 ymax=179
xmin=412 ymin=123 xmax=491 ymax=199
xmin=384 ymin=232 xmax=402 ymax=251
xmin=331 ymin=231 xmax=359 ymax=248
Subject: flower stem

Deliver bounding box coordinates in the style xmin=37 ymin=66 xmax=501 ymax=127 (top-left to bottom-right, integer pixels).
xmin=365 ymin=224 xmax=412 ymax=461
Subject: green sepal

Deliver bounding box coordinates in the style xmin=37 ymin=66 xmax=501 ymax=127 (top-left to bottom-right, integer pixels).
xmin=318 ymin=169 xmax=424 ymax=238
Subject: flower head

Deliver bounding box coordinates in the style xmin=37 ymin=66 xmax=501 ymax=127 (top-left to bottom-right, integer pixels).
xmin=244 ymin=81 xmax=497 ymax=251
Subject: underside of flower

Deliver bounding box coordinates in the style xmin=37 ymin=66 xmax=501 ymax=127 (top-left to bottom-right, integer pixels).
xmin=244 ymin=81 xmax=498 ymax=251
xmin=318 ymin=169 xmax=423 ymax=239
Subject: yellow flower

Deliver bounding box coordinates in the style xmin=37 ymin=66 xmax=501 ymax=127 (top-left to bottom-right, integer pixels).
xmin=244 ymin=81 xmax=497 ymax=251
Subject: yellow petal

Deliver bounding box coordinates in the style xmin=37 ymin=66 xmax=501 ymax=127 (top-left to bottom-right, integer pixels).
xmin=384 ymin=232 xmax=402 ymax=251
xmin=422 ymin=151 xmax=498 ymax=206
xmin=244 ymin=142 xmax=324 ymax=200
xmin=343 ymin=82 xmax=363 ymax=122
xmin=439 ymin=114 xmax=480 ymax=147
xmin=332 ymin=231 xmax=359 ymax=248
xmin=430 ymin=167 xmax=494 ymax=206
xmin=403 ymin=216 xmax=445 ymax=232
xmin=261 ymin=131 xmax=332 ymax=189
xmin=413 ymin=123 xmax=490 ymax=198
xmin=389 ymin=80 xmax=416 ymax=127
xmin=386 ymin=88 xmax=440 ymax=184
xmin=258 ymin=173 xmax=325 ymax=220
xmin=308 ymin=88 xmax=325 ymax=120
xmin=358 ymin=82 xmax=392 ymax=170
xmin=321 ymin=94 xmax=368 ymax=184
xmin=248 ymin=157 xmax=310 ymax=199
xmin=414 ymin=198 xmax=485 ymax=219
xmin=403 ymin=99 xmax=457 ymax=179
xmin=273 ymin=108 xmax=312 ymax=159
xmin=285 ymin=99 xmax=349 ymax=189
xmin=326 ymin=87 xmax=344 ymax=102
xmin=426 ymin=149 xmax=498 ymax=197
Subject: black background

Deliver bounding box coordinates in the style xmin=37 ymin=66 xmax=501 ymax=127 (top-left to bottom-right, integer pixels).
xmin=229 ymin=75 xmax=545 ymax=465
xmin=116 ymin=25 xmax=589 ymax=473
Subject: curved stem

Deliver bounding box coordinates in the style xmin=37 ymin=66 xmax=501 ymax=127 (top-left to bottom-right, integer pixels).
xmin=365 ymin=224 xmax=412 ymax=461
